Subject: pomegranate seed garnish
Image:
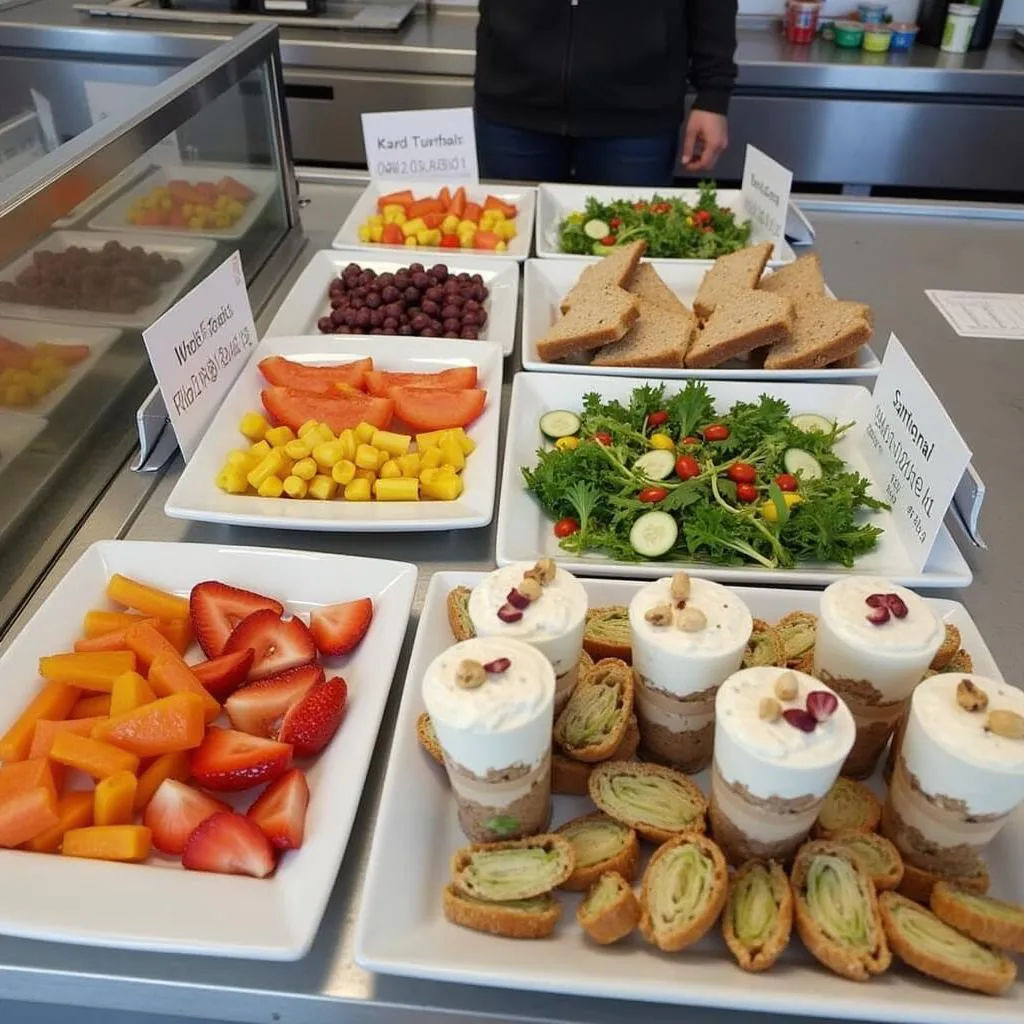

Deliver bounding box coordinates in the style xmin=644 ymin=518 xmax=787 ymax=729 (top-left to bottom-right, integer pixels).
xmin=483 ymin=657 xmax=511 ymax=674
xmin=885 ymin=594 xmax=908 ymax=618
xmin=506 ymin=588 xmax=530 ymax=610
xmin=806 ymin=691 xmax=839 ymax=722
xmin=865 ymin=594 xmax=887 ymax=608
xmin=783 ymin=709 xmax=817 ymax=733
xmin=866 ymin=605 xmax=890 ymax=625
xmin=497 ymin=604 xmax=523 ymax=624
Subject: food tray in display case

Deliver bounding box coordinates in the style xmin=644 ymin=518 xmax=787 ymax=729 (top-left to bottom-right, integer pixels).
xmin=521 ymin=258 xmax=881 ymax=380
xmin=496 ymin=372 xmax=972 ymax=588
xmin=52 ymin=161 xmax=156 ymax=229
xmin=534 ymin=183 xmax=797 ymax=264
xmin=265 ymin=249 xmax=520 ymax=356
xmin=356 ymin=572 xmax=1021 ymax=1024
xmin=333 ymin=180 xmax=536 ymax=262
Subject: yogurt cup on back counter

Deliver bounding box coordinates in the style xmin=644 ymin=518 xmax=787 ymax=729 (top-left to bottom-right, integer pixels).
xmin=629 ymin=573 xmax=752 ymax=773
xmin=813 ymin=576 xmax=943 ymax=778
xmin=468 ymin=559 xmax=587 ymax=715
xmin=423 ymin=637 xmax=556 ymax=843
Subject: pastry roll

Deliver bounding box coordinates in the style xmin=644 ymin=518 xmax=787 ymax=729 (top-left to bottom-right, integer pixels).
xmin=812 ymin=777 xmax=881 ymax=840
xmin=443 ymin=885 xmax=561 ymax=939
xmin=898 ymin=859 xmax=990 ymax=906
xmin=829 ymin=831 xmax=904 ymax=892
xmin=446 ymin=586 xmax=475 ymax=642
xmin=742 ymin=621 xmax=785 ymax=670
xmin=930 ymin=883 xmax=1024 ymax=954
xmin=451 ymin=834 xmax=575 ymax=902
xmin=722 ymin=859 xmax=793 ymax=972
xmin=416 ymin=711 xmax=444 ymax=766
xmin=557 ymin=812 xmax=639 ymax=891
xmin=583 ymin=606 xmax=632 ymax=663
xmin=553 ymin=657 xmax=634 ymax=762
xmin=577 ymin=871 xmax=640 ymax=945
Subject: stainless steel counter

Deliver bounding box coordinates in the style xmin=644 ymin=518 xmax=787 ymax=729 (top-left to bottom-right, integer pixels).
xmin=0 ymin=175 xmax=1022 ymax=1024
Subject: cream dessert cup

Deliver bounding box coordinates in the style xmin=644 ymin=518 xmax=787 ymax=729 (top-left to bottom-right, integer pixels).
xmin=813 ymin=576 xmax=944 ymax=779
xmin=468 ymin=560 xmax=587 ymax=715
xmin=882 ymin=673 xmax=1024 ymax=876
xmin=423 ymin=636 xmax=556 ymax=843
xmin=710 ymin=666 xmax=856 ymax=866
xmin=628 ymin=575 xmax=752 ymax=773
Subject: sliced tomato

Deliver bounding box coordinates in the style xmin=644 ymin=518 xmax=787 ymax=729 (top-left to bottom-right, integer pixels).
xmin=437 ymin=186 xmax=451 ymax=207
xmin=462 ymin=201 xmax=483 ymax=224
xmin=363 ymin=366 xmax=478 ymax=398
xmin=422 ymin=211 xmax=446 ymax=230
xmin=483 ymin=195 xmax=517 ymax=218
xmin=261 ymin=387 xmax=393 ymax=434
xmin=389 ymin=386 xmax=486 ymax=432
xmin=258 ymin=356 xmax=371 ymax=394
xmin=376 ymin=189 xmax=414 ymax=211
xmin=448 ymin=186 xmax=467 ymax=219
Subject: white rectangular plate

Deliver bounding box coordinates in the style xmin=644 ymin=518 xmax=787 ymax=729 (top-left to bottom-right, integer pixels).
xmin=0 ymin=540 xmax=416 ymax=959
xmin=534 ymin=183 xmax=797 ymax=264
xmin=166 ymin=334 xmax=503 ymax=532
xmin=333 ymin=180 xmax=536 ymax=262
xmin=356 ymin=572 xmax=1022 ymax=1024
xmin=265 ymin=249 xmax=520 ymax=356
xmin=0 ymin=318 xmax=121 ymax=417
xmin=497 ymin=373 xmax=971 ymax=588
xmin=521 ymin=259 xmax=880 ymax=381
xmin=88 ymin=164 xmax=278 ymax=242
xmin=0 ymin=230 xmax=216 ymax=331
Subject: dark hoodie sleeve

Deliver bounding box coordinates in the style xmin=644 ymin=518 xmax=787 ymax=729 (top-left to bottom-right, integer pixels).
xmin=686 ymin=0 xmax=739 ymax=116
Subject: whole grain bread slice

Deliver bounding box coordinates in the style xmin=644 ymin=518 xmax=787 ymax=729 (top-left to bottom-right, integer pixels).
xmin=560 ymin=241 xmax=646 ymax=314
xmin=758 ymin=253 xmax=826 ymax=306
xmin=684 ymin=291 xmax=794 ymax=369
xmin=592 ymin=296 xmax=696 ymax=368
xmin=537 ymin=286 xmax=640 ymax=363
xmin=627 ymin=262 xmax=684 ymax=310
xmin=763 ymin=296 xmax=872 ymax=370
xmin=693 ymin=242 xmax=774 ymax=319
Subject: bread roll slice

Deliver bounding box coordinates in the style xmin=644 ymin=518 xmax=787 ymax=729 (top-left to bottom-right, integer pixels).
xmin=763 ymin=297 xmax=872 ymax=371
xmin=443 ymin=885 xmax=562 ymax=939
xmin=693 ymin=241 xmax=774 ymax=319
xmin=685 ymin=292 xmax=795 ymax=369
xmin=583 ymin=605 xmax=632 ymax=663
xmin=757 ymin=253 xmax=826 ymax=306
xmin=578 ymin=872 xmax=641 ymax=945
xmin=591 ymin=296 xmax=696 ymax=368
xmin=898 ymin=858 xmax=990 ymax=906
xmin=557 ymin=812 xmax=639 ymax=892
xmin=830 ymin=831 xmax=904 ymax=892
xmin=536 ymin=286 xmax=640 ymax=363
xmin=446 ymin=586 xmax=474 ymax=641
xmin=560 ymin=241 xmax=646 ymax=314
xmin=723 ymin=859 xmax=793 ymax=972
xmin=553 ymin=657 xmax=634 ymax=762
xmin=930 ymin=883 xmax=1024 ymax=954
xmin=812 ymin=777 xmax=881 ymax=840
xmin=416 ymin=712 xmax=444 ymax=766
xmin=451 ymin=834 xmax=576 ymax=902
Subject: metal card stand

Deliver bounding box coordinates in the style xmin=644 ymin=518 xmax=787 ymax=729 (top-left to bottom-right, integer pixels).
xmin=132 ymin=387 xmax=180 ymax=472
xmin=951 ymin=464 xmax=987 ymax=549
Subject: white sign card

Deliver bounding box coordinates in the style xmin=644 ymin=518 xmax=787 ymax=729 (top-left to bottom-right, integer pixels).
xmin=142 ymin=252 xmax=256 ymax=460
xmin=362 ymin=107 xmax=478 ymax=183
xmin=925 ymin=289 xmax=1024 ymax=340
xmin=740 ymin=145 xmax=792 ymax=250
xmin=30 ymin=90 xmax=60 ymax=152
xmin=863 ymin=334 xmax=972 ymax=569
xmin=83 ymin=80 xmax=181 ymax=162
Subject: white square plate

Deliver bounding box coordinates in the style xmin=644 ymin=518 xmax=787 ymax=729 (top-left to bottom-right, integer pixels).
xmin=534 ymin=183 xmax=797 ymax=264
xmin=521 ymin=259 xmax=881 ymax=381
xmin=496 ymin=373 xmax=971 ymax=588
xmin=0 ymin=318 xmax=121 ymax=417
xmin=0 ymin=540 xmax=417 ymax=959
xmin=166 ymin=334 xmax=503 ymax=532
xmin=265 ymin=249 xmax=520 ymax=356
xmin=356 ymin=572 xmax=1022 ymax=1024
xmin=333 ymin=180 xmax=536 ymax=262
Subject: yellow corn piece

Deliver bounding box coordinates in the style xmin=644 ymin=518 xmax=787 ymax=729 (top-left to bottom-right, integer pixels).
xmin=292 ymin=457 xmax=317 ymax=481
xmin=313 ymin=424 xmax=336 ymax=445
xmin=344 ymin=478 xmax=372 ymax=501
xmin=256 ymin=475 xmax=283 ymax=498
xmin=415 ymin=229 xmax=432 ymax=246
xmin=397 ymin=453 xmax=421 ymax=478
xmin=239 ymin=412 xmax=269 ymax=441
xmin=331 ymin=459 xmax=356 ymax=485
xmin=265 ymin=425 xmax=295 ymax=447
xmin=401 ymin=217 xmax=427 ymax=238
xmin=355 ymin=467 xmax=377 ymax=483
xmin=415 ymin=429 xmax=445 ymax=451
xmin=381 ymin=203 xmax=405 ymax=217
xmin=312 ymin=441 xmax=345 ymax=469
xmin=308 ymin=475 xmax=337 ymax=501
xmin=405 ymin=236 xmax=418 ymax=248
xmin=369 ymin=224 xmax=384 ymax=243
xmin=441 ymin=214 xmax=459 ymax=234
xmin=354 ymin=422 xmax=377 ymax=444
xmin=297 ymin=419 xmax=320 ymax=439
xmin=226 ymin=449 xmax=257 ymax=472
xmin=371 ymin=429 xmax=412 ymax=458
xmin=284 ymin=438 xmax=312 ymax=460
xmin=374 ymin=477 xmax=419 ymax=501
xmin=423 ymin=474 xmax=464 ymax=501
xmin=283 ymin=475 xmax=307 ymax=499
xmin=376 ymin=447 xmax=392 ymax=470
xmin=379 ymin=459 xmax=402 ymax=479
xmin=419 ymin=467 xmax=441 ymax=486
xmin=271 ymin=448 xmax=294 ymax=475
xmin=355 ymin=444 xmax=380 ymax=470
xmin=249 ymin=439 xmax=272 ymax=458
xmin=439 ymin=439 xmax=465 ymax=472
xmin=452 ymin=427 xmax=477 ymax=456
xmin=420 ymin=446 xmax=445 ymax=471
xmin=216 ymin=466 xmax=249 ymax=494
xmin=337 ymin=429 xmax=357 ymax=461
xmin=247 ymin=452 xmax=284 ymax=488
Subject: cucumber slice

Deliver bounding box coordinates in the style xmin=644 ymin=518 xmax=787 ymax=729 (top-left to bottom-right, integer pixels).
xmin=633 ymin=450 xmax=676 ymax=481
xmin=629 ymin=511 xmax=678 ymax=558
xmin=791 ymin=413 xmax=834 ymax=434
xmin=539 ymin=410 xmax=581 ymax=440
xmin=783 ymin=448 xmax=823 ymax=481
xmin=583 ymin=219 xmax=610 ymax=241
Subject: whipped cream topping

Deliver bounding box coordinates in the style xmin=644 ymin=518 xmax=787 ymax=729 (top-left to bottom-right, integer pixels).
xmin=819 ymin=577 xmax=943 ymax=653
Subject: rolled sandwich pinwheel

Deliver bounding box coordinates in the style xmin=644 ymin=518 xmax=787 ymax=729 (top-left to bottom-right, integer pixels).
xmin=578 ymin=871 xmax=640 ymax=945
xmin=443 ymin=886 xmax=562 ymax=940
xmin=930 ymin=883 xmax=1024 ymax=955
xmin=583 ymin=606 xmax=632 ymax=663
xmin=742 ymin=620 xmax=785 ymax=670
xmin=446 ymin=586 xmax=475 ymax=641
xmin=774 ymin=611 xmax=817 ymax=671
xmin=722 ymin=859 xmax=793 ymax=972
xmin=557 ymin=812 xmax=639 ymax=891
xmin=829 ymin=831 xmax=904 ymax=892
xmin=812 ymin=777 xmax=882 ymax=840
xmin=451 ymin=834 xmax=576 ymax=902
xmin=554 ymin=657 xmax=634 ymax=762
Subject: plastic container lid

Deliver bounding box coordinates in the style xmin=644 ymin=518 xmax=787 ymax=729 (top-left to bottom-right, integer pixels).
xmin=947 ymin=2 xmax=980 ymax=13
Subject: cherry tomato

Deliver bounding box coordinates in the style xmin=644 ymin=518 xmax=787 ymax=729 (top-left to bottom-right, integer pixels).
xmin=675 ymin=454 xmax=700 ymax=480
xmin=600 ymin=234 xmax=616 ymax=246
xmin=694 ymin=209 xmax=712 ymax=224
xmin=647 ymin=410 xmax=669 ymax=428
xmin=554 ymin=517 xmax=579 ymax=538
xmin=633 ymin=201 xmax=647 ymax=212
xmin=775 ymin=473 xmax=799 ymax=492
xmin=638 ymin=487 xmax=668 ymax=503
xmin=736 ymin=483 xmax=759 ymax=504
xmin=593 ymin=432 xmax=612 ymax=447
xmin=610 ymin=217 xmax=622 ymax=229
xmin=681 ymin=435 xmax=700 ymax=446
xmin=703 ymin=424 xmax=730 ymax=442
xmin=727 ymin=462 xmax=757 ymax=485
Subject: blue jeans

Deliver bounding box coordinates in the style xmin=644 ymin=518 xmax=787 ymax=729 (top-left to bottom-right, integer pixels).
xmin=475 ymin=114 xmax=679 ymax=186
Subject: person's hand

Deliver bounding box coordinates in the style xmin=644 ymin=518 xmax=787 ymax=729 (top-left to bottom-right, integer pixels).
xmin=682 ymin=111 xmax=729 ymax=172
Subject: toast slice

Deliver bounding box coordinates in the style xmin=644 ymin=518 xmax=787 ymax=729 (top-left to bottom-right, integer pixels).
xmin=591 ymin=296 xmax=696 ymax=368
xmin=685 ymin=292 xmax=795 ymax=369
xmin=723 ymin=859 xmax=793 ymax=972
xmin=763 ymin=297 xmax=872 ymax=370
xmin=443 ymin=885 xmax=562 ymax=939
xmin=559 ymin=241 xmax=646 ymax=314
xmin=578 ymin=871 xmax=641 ymax=945
xmin=557 ymin=812 xmax=639 ymax=892
xmin=536 ymin=286 xmax=640 ymax=363
xmin=553 ymin=657 xmax=634 ymax=762
xmin=758 ymin=253 xmax=826 ymax=306
xmin=693 ymin=241 xmax=773 ymax=319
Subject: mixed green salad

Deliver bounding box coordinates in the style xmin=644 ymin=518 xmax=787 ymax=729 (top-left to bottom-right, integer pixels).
xmin=557 ymin=182 xmax=752 ymax=259
xmin=523 ymin=382 xmax=887 ymax=569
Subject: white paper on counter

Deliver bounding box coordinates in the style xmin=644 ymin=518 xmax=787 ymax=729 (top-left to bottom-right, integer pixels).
xmin=925 ymin=289 xmax=1024 ymax=340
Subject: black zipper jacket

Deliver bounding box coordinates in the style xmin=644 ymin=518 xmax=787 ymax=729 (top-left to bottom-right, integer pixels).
xmin=474 ymin=0 xmax=738 ymax=138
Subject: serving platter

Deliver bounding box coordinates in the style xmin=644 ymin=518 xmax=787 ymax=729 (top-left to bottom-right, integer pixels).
xmin=496 ymin=372 xmax=972 ymax=588
xmin=265 ymin=248 xmax=520 ymax=356
xmin=534 ymin=183 xmax=797 ymax=264
xmin=521 ymin=258 xmax=881 ymax=380
xmin=356 ymin=572 xmax=1019 ymax=1023
xmin=0 ymin=540 xmax=417 ymax=959
xmin=166 ymin=334 xmax=503 ymax=532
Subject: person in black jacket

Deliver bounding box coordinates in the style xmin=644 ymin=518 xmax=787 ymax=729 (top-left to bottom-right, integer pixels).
xmin=474 ymin=0 xmax=738 ymax=186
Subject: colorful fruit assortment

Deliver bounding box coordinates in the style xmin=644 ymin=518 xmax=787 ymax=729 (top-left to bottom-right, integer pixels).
xmin=357 ymin=187 xmax=518 ymax=251
xmin=215 ymin=357 xmax=486 ymax=503
xmin=0 ymin=337 xmax=90 ymax=408
xmin=127 ymin=176 xmax=256 ymax=231
xmin=0 ymin=573 xmax=373 ymax=877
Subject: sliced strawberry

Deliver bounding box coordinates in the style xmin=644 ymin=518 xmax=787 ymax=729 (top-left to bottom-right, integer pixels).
xmin=309 ymin=598 xmax=373 ymax=657
xmin=190 ymin=727 xmax=293 ymax=792
xmin=224 ymin=663 xmax=324 ymax=737
xmin=181 ymin=811 xmax=276 ymax=878
xmin=143 ymin=779 xmax=230 ymax=855
xmin=223 ymin=609 xmax=318 ymax=680
xmin=190 ymin=649 xmax=255 ymax=701
xmin=189 ymin=582 xmax=283 ymax=659
xmin=247 ymin=768 xmax=309 ymax=851
xmin=278 ymin=676 xmax=348 ymax=758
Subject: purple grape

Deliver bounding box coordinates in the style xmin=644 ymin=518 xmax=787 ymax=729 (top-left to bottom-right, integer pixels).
xmin=317 ymin=316 xmax=333 ymax=333
xmin=421 ymin=299 xmax=440 ymax=317
xmin=443 ymin=317 xmax=461 ymax=333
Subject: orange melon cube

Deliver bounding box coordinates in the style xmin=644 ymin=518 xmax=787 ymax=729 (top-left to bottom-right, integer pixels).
xmin=74 ymin=618 xmax=157 ymax=654
xmin=22 ymin=791 xmax=93 ymax=853
xmin=93 ymin=770 xmax=138 ymax=826
xmin=38 ymin=651 xmax=136 ymax=691
xmin=133 ymin=750 xmax=190 ymax=813
xmin=0 ymin=681 xmax=82 ymax=762
xmin=109 ymin=672 xmax=157 ymax=717
xmin=28 ymin=717 xmax=105 ymax=761
xmin=82 ymin=610 xmax=148 ymax=638
xmin=123 ymin=621 xmax=181 ymax=673
xmin=0 ymin=786 xmax=59 ymax=847
xmin=158 ymin=617 xmax=193 ymax=654
xmin=0 ymin=758 xmax=58 ymax=802
xmin=147 ymin=652 xmax=220 ymax=723
xmin=61 ymin=824 xmax=151 ymax=863
xmin=69 ymin=694 xmax=111 ymax=719
xmin=48 ymin=732 xmax=139 ymax=779
xmin=106 ymin=574 xmax=190 ymax=621
xmin=91 ymin=693 xmax=206 ymax=758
